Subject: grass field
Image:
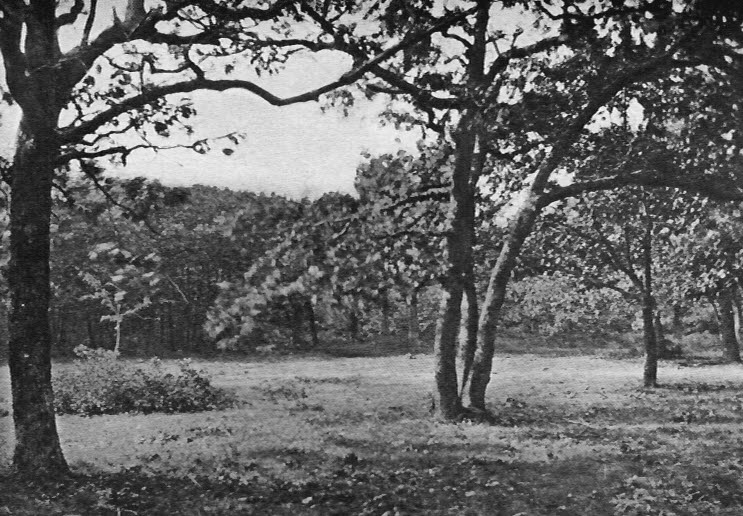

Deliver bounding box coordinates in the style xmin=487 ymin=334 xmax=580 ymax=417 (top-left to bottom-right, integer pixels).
xmin=2 ymin=350 xmax=743 ymax=514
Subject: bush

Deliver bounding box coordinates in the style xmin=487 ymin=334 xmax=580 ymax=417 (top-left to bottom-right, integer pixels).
xmin=54 ymin=346 xmax=236 ymax=416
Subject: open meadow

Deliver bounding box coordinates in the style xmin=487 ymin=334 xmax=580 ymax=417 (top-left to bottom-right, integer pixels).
xmin=2 ymin=349 xmax=743 ymax=515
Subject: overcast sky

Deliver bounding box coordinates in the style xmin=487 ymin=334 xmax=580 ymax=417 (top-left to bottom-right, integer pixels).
xmin=112 ymin=51 xmax=416 ymax=198
xmin=0 ymin=2 xmax=555 ymax=199
xmin=0 ymin=36 xmax=415 ymax=199
xmin=115 ymin=93 xmax=413 ymax=199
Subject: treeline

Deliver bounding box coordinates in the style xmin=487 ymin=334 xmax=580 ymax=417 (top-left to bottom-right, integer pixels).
xmin=48 ymin=180 xmax=284 ymax=355
xmin=0 ymin=172 xmax=440 ymax=357
xmin=0 ymin=164 xmax=736 ymax=360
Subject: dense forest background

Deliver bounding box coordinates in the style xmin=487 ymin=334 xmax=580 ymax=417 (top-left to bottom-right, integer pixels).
xmin=0 ymin=163 xmax=732 ymax=362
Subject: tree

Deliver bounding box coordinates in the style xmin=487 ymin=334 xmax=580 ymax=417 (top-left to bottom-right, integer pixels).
xmin=206 ymin=193 xmax=357 ymax=350
xmin=529 ymin=187 xmax=693 ymax=385
xmin=80 ymin=243 xmax=160 ymax=354
xmin=354 ymin=145 xmax=449 ymax=349
xmin=666 ymin=202 xmax=743 ymax=363
xmin=203 ymin=0 xmax=743 ymax=418
xmin=307 ymin=0 xmax=743 ymax=415
xmin=206 ymin=145 xmax=452 ymax=352
xmin=0 ymin=0 xmax=475 ymax=476
xmin=466 ymin=4 xmax=743 ymax=409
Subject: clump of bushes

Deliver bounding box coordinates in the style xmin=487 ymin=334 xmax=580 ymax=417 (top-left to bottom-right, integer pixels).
xmin=54 ymin=346 xmax=236 ymax=416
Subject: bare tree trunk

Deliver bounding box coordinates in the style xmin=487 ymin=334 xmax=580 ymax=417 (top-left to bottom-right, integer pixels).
xmin=434 ymin=286 xmax=464 ymax=419
xmin=305 ymin=298 xmax=319 ymax=348
xmin=459 ymin=277 xmax=479 ymax=402
xmin=158 ymin=305 xmax=166 ymax=354
xmin=469 ymin=199 xmax=539 ymax=409
xmin=671 ymin=304 xmax=684 ymax=335
xmin=167 ymin=305 xmax=176 ymax=352
xmin=8 ymin=118 xmax=69 ymax=476
xmin=113 ymin=305 xmax=122 ymax=355
xmin=654 ymin=314 xmax=669 ymax=358
xmin=466 ymin=50 xmax=635 ymax=410
xmin=380 ymin=292 xmax=391 ymax=336
xmin=288 ymin=296 xmax=306 ymax=348
xmin=642 ymin=296 xmax=659 ymax=387
xmin=717 ymin=286 xmax=741 ymax=363
xmin=641 ymin=211 xmax=658 ymax=387
xmin=348 ymin=307 xmax=361 ymax=342
xmin=431 ymin=1 xmax=491 ymax=421
xmin=433 ymin=124 xmax=479 ymax=419
xmin=734 ymin=288 xmax=743 ymax=348
xmin=407 ymin=290 xmax=421 ymax=350
xmin=86 ymin=315 xmax=98 ymax=349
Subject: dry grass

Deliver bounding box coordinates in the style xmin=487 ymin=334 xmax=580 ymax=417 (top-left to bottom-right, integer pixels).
xmin=1 ymin=352 xmax=743 ymax=514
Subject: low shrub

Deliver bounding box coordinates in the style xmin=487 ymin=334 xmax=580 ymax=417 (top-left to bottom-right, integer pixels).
xmin=54 ymin=346 xmax=237 ymax=416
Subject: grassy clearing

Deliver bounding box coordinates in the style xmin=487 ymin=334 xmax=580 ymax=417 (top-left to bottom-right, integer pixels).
xmin=2 ymin=352 xmax=743 ymax=514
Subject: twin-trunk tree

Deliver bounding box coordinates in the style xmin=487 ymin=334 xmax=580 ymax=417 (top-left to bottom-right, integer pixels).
xmin=421 ymin=2 xmax=743 ymax=414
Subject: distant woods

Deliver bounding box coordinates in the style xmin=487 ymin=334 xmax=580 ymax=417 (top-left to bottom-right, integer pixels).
xmin=0 ymin=168 xmax=734 ymax=363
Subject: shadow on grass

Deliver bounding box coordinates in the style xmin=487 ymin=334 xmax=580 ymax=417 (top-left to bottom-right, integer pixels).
xmin=0 ymin=454 xmax=622 ymax=515
xmin=4 ymin=443 xmax=743 ymax=516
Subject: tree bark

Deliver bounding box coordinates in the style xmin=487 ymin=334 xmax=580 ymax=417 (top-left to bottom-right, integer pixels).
xmin=468 ymin=198 xmax=540 ymax=409
xmin=8 ymin=118 xmax=69 ymax=476
xmin=434 ymin=286 xmax=464 ymax=419
xmin=717 ymin=286 xmax=741 ymax=363
xmin=380 ymin=292 xmax=391 ymax=336
xmin=734 ymin=288 xmax=743 ymax=349
xmin=407 ymin=290 xmax=420 ymax=350
xmin=641 ymin=210 xmax=658 ymax=387
xmin=113 ymin=305 xmax=122 ymax=355
xmin=654 ymin=314 xmax=669 ymax=358
xmin=465 ymin=48 xmax=649 ymax=410
xmin=432 ymin=1 xmax=488 ymax=421
xmin=289 ymin=295 xmax=305 ymax=348
xmin=434 ymin=116 xmax=483 ymax=417
xmin=348 ymin=305 xmax=361 ymax=341
xmin=459 ymin=277 xmax=479 ymax=402
xmin=642 ymin=295 xmax=659 ymax=387
xmin=305 ymin=298 xmax=319 ymax=348
xmin=671 ymin=304 xmax=684 ymax=335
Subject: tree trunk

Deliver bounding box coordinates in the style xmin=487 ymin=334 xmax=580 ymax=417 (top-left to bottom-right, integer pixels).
xmin=58 ymin=313 xmax=68 ymax=356
xmin=654 ymin=314 xmax=668 ymax=358
xmin=717 ymin=286 xmax=741 ymax=363
xmin=86 ymin=315 xmax=98 ymax=349
xmin=734 ymin=288 xmax=743 ymax=348
xmin=434 ymin=286 xmax=464 ymax=419
xmin=431 ymin=1 xmax=490 ymax=421
xmin=671 ymin=304 xmax=684 ymax=335
xmin=8 ymin=118 xmax=69 ymax=476
xmin=433 ymin=122 xmax=480 ymax=419
xmin=642 ymin=295 xmax=659 ymax=387
xmin=305 ymin=299 xmax=319 ymax=348
xmin=289 ymin=295 xmax=308 ymax=349
xmin=459 ymin=278 xmax=479 ymax=402
xmin=380 ymin=292 xmax=391 ymax=336
xmin=466 ymin=49 xmax=631 ymax=410
xmin=407 ymin=290 xmax=421 ymax=350
xmin=641 ymin=211 xmax=658 ymax=387
xmin=468 ymin=198 xmax=540 ymax=409
xmin=167 ymin=304 xmax=176 ymax=352
xmin=113 ymin=306 xmax=122 ymax=355
xmin=348 ymin=307 xmax=360 ymax=342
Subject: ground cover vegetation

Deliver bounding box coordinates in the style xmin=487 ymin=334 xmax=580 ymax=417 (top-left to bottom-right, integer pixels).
xmin=2 ymin=0 xmax=743 ymax=512
xmin=4 ymin=353 xmax=743 ymax=514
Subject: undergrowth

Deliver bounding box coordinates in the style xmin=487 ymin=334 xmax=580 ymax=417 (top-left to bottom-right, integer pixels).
xmin=53 ymin=346 xmax=236 ymax=416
